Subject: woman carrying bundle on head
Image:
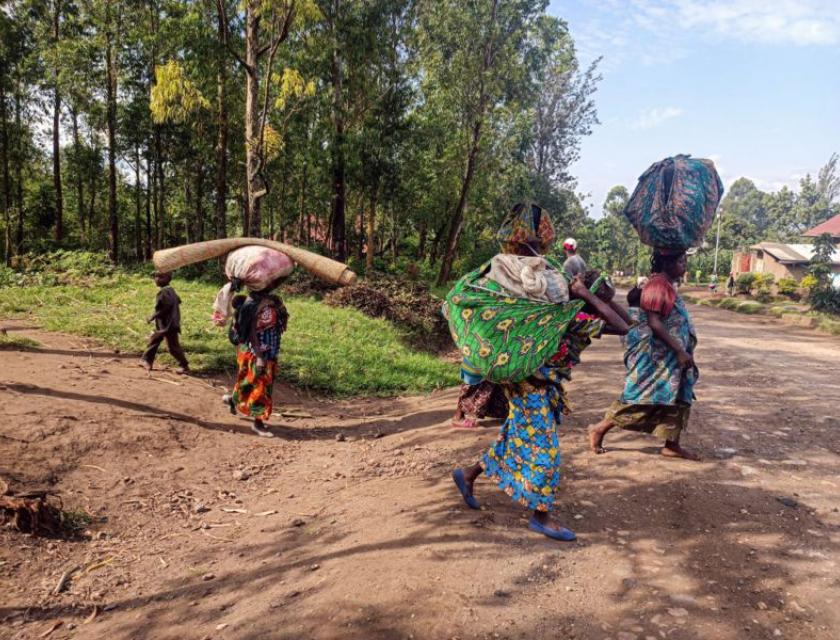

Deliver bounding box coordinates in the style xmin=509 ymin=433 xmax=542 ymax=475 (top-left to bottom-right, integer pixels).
xmin=213 ymin=247 xmax=293 ymax=438
xmin=588 ymin=250 xmax=699 ymax=459
xmin=587 ymin=154 xmax=722 ymax=460
xmin=447 ymin=203 xmax=630 ymax=541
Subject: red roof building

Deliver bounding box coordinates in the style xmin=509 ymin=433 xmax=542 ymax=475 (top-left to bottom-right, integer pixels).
xmin=804 ymin=213 xmax=840 ymax=239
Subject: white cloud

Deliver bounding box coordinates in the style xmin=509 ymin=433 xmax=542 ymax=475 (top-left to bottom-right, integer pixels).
xmin=563 ymin=0 xmax=840 ymax=74
xmin=632 ymin=106 xmax=685 ymax=129
xmin=645 ymin=0 xmax=840 ymax=46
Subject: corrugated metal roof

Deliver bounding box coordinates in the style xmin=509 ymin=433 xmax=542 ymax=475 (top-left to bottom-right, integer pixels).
xmin=804 ymin=213 xmax=840 ymax=237
xmin=750 ymin=242 xmax=840 ymax=265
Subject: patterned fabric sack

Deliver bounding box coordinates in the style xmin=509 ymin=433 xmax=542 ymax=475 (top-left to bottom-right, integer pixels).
xmin=443 ymin=263 xmax=586 ymax=384
xmin=623 ymin=154 xmax=723 ymax=250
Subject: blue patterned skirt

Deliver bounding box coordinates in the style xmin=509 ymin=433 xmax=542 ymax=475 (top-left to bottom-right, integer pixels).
xmin=481 ymin=381 xmax=564 ymax=512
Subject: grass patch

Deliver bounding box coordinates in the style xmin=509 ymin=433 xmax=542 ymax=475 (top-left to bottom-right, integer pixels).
xmin=0 ymin=274 xmax=458 ymax=396
xmin=736 ymin=301 xmax=765 ymax=314
xmin=0 ymin=332 xmax=40 ymax=349
xmin=819 ymin=317 xmax=840 ymax=336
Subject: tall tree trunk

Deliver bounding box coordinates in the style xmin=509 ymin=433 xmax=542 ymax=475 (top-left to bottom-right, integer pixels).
xmin=87 ymin=134 xmax=98 ymax=242
xmin=299 ymin=160 xmax=308 ymax=243
xmin=14 ymin=78 xmax=23 ymax=253
xmin=105 ymin=2 xmax=119 ymax=263
xmin=195 ymin=162 xmax=205 ymax=241
xmin=328 ymin=7 xmax=346 ymax=261
xmin=244 ymin=2 xmax=262 ymax=237
xmin=436 ymin=118 xmax=483 ymax=285
xmin=429 ymin=218 xmax=447 ymax=266
xmin=365 ymin=186 xmax=377 ymax=273
xmin=145 ymin=152 xmax=152 ymax=259
xmin=70 ymin=107 xmax=85 ymax=244
xmin=436 ymin=0 xmax=497 ymax=285
xmin=154 ymin=129 xmax=164 ymax=248
xmin=356 ymin=200 xmax=364 ymax=263
xmin=416 ymin=219 xmax=427 ymax=261
xmin=214 ymin=13 xmax=228 ymax=239
xmin=52 ymin=0 xmax=64 ymax=243
xmin=134 ymin=145 xmax=142 ymax=260
xmin=0 ymin=77 xmax=11 ymax=265
xmin=184 ymin=171 xmax=192 ymax=244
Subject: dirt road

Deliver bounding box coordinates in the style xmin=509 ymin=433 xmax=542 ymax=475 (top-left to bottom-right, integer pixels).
xmin=1 ymin=303 xmax=839 ymax=640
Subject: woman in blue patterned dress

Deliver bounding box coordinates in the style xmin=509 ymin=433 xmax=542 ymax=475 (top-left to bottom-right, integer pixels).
xmin=453 ymin=257 xmax=630 ymax=541
xmin=588 ymin=251 xmax=700 ymax=460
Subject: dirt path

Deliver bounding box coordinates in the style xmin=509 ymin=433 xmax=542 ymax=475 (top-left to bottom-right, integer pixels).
xmin=1 ymin=304 xmax=839 ymax=640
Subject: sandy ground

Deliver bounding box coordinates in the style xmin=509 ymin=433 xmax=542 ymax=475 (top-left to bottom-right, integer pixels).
xmin=1 ymin=303 xmax=839 ymax=640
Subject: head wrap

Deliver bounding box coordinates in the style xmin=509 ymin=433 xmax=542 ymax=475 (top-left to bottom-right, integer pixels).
xmin=495 ymin=203 xmax=556 ymax=254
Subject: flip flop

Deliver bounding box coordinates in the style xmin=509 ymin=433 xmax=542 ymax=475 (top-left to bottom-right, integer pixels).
xmin=528 ymin=517 xmax=576 ymax=541
xmin=452 ymin=468 xmax=480 ymax=510
xmin=451 ymin=417 xmax=478 ymax=429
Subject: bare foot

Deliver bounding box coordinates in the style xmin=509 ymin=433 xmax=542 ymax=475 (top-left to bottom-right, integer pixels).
xmin=451 ymin=416 xmax=478 ymax=429
xmin=139 ymin=359 xmax=152 ymax=372
xmin=587 ymin=423 xmax=609 ymax=454
xmin=661 ymin=442 xmax=701 ymax=461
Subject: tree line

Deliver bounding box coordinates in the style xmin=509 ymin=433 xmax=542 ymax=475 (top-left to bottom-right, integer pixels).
xmin=0 ymin=0 xmax=599 ymax=284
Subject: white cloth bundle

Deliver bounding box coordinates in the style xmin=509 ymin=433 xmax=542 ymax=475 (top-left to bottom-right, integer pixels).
xmin=486 ymin=254 xmax=569 ymax=303
xmin=211 ymin=246 xmax=294 ymax=326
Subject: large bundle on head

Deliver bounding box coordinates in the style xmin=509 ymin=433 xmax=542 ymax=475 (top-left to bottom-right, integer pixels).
xmin=212 ymin=246 xmax=294 ymax=326
xmin=153 ymin=237 xmax=356 ymax=286
xmin=623 ymin=154 xmax=723 ymax=251
xmin=443 ymin=265 xmax=584 ymax=384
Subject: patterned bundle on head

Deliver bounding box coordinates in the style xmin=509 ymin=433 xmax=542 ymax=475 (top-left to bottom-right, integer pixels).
xmin=623 ymin=154 xmax=723 ymax=251
xmin=495 ymin=203 xmax=556 ymax=254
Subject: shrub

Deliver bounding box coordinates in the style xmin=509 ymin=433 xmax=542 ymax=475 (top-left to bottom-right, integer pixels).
xmin=777 ymin=277 xmax=798 ymax=298
xmin=736 ymin=272 xmax=756 ymax=294
xmin=754 ymin=272 xmax=775 ymax=288
xmin=323 ymin=275 xmax=450 ymax=352
xmin=737 ymin=301 xmax=765 ymax=314
xmin=719 ymin=298 xmax=740 ymax=310
xmin=801 ymin=274 xmax=819 ymax=291
xmin=755 ymin=288 xmax=773 ymax=303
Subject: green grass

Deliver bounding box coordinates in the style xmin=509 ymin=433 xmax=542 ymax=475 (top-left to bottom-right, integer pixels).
xmin=818 ymin=317 xmax=840 ymax=336
xmin=0 ymin=332 xmax=40 ymax=349
xmin=0 ymin=274 xmax=458 ymax=396
xmin=736 ymin=301 xmax=765 ymax=314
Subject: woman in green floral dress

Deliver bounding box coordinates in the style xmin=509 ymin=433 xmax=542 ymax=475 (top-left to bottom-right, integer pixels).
xmin=449 ymin=204 xmax=630 ymax=541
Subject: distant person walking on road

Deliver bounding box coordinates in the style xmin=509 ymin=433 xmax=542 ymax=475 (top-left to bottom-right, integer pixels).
xmin=588 ymin=250 xmax=701 ymax=460
xmin=562 ymin=237 xmax=587 ymax=279
xmin=141 ymin=271 xmax=189 ymax=374
xmin=727 ymin=272 xmax=736 ymax=296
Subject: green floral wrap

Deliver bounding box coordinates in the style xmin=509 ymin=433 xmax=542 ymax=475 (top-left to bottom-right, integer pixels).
xmin=443 ymin=263 xmax=585 ymax=384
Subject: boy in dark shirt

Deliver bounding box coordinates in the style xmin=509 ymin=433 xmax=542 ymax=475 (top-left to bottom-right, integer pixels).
xmin=141 ymin=271 xmax=189 ymax=373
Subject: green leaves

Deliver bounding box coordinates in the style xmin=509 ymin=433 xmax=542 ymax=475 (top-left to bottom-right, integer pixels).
xmin=150 ymin=59 xmax=210 ymax=125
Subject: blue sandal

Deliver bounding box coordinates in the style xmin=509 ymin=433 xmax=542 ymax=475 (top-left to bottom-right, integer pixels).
xmin=452 ymin=468 xmax=480 ymax=510
xmin=528 ymin=517 xmax=576 ymax=541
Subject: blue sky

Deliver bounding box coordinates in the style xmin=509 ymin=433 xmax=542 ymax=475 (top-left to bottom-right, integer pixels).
xmin=547 ymin=0 xmax=840 ymax=216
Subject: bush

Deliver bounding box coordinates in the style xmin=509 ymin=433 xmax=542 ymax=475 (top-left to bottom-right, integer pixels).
xmin=777 ymin=277 xmax=798 ymax=298
xmin=323 ymin=275 xmax=450 ymax=352
xmin=801 ymin=274 xmax=819 ymax=291
xmin=736 ymin=272 xmax=756 ymax=294
xmin=718 ymin=298 xmax=740 ymax=310
xmin=755 ymin=288 xmax=773 ymax=303
xmin=754 ymin=272 xmax=775 ymax=288
xmin=737 ymin=301 xmax=765 ymax=314
xmin=810 ymin=287 xmax=840 ymax=314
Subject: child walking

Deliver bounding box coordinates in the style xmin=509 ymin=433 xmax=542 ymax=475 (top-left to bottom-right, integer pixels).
xmin=141 ymin=271 xmax=189 ymax=373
